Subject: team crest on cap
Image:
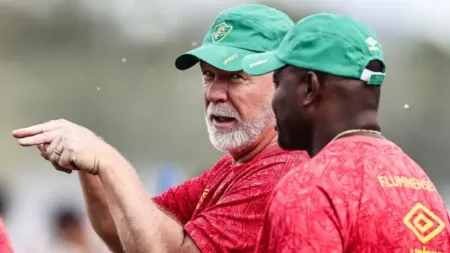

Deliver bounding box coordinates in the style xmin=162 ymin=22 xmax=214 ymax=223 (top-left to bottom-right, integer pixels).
xmin=212 ymin=22 xmax=233 ymax=44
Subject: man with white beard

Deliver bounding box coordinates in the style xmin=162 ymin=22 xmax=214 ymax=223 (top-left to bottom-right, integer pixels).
xmin=204 ymin=89 xmax=275 ymax=153
xmin=12 ymin=4 xmax=309 ymax=253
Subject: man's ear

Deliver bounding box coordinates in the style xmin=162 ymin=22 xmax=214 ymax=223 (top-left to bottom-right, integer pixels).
xmin=303 ymin=71 xmax=320 ymax=106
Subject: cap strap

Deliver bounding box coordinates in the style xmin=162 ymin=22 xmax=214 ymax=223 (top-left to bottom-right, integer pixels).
xmin=360 ymin=69 xmax=385 ymax=85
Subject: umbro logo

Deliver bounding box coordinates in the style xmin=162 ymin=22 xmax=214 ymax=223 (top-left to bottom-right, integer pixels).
xmin=365 ymin=37 xmax=379 ymax=51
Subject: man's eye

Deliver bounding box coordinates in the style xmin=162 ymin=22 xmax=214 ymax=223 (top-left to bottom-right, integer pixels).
xmin=203 ymin=71 xmax=216 ymax=81
xmin=230 ymin=74 xmax=244 ymax=80
xmin=203 ymin=71 xmax=214 ymax=77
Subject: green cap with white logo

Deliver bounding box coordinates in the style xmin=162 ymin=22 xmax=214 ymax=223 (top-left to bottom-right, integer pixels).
xmin=242 ymin=13 xmax=386 ymax=85
xmin=174 ymin=4 xmax=294 ymax=71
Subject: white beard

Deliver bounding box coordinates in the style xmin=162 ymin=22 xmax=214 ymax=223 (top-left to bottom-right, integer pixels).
xmin=205 ymin=100 xmax=275 ymax=153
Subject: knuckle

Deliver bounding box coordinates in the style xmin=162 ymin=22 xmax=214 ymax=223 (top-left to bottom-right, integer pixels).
xmin=41 ymin=132 xmax=49 ymax=139
xmin=65 ymin=126 xmax=76 ymax=134
xmin=58 ymin=159 xmax=66 ymax=167
xmin=69 ymin=153 xmax=77 ymax=165
xmin=49 ymin=155 xmax=58 ymax=163
xmin=55 ymin=118 xmax=69 ymax=127
xmin=49 ymin=119 xmax=59 ymax=126
xmin=66 ymin=143 xmax=76 ymax=152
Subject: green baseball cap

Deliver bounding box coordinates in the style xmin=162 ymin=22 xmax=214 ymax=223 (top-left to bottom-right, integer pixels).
xmin=174 ymin=4 xmax=294 ymax=72
xmin=242 ymin=13 xmax=386 ymax=85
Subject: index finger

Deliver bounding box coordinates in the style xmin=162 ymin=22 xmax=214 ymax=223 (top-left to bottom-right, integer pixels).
xmin=17 ymin=130 xmax=59 ymax=146
xmin=12 ymin=120 xmax=64 ymax=138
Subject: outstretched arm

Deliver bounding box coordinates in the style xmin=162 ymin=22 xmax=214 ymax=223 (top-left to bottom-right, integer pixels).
xmin=12 ymin=119 xmax=202 ymax=253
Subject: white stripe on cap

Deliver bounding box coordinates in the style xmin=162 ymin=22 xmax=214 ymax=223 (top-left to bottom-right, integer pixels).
xmin=360 ymin=68 xmax=384 ymax=82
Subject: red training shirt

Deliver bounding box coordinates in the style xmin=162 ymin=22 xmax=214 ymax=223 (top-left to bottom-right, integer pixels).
xmin=257 ymin=135 xmax=450 ymax=253
xmin=152 ymin=144 xmax=309 ymax=253
xmin=0 ymin=218 xmax=13 ymax=253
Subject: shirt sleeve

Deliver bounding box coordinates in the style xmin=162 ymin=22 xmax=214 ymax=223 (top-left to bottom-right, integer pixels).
xmin=152 ymin=171 xmax=209 ymax=225
xmin=183 ymin=163 xmax=289 ymax=253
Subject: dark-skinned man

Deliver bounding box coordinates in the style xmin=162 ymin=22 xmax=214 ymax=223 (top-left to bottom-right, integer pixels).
xmin=241 ymin=13 xmax=450 ymax=253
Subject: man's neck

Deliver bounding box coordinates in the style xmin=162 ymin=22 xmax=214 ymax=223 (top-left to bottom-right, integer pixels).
xmin=230 ymin=130 xmax=278 ymax=166
xmin=310 ymin=111 xmax=381 ymax=157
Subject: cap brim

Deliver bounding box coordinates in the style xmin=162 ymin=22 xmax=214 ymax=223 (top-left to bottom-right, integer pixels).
xmin=242 ymin=51 xmax=286 ymax=76
xmin=175 ymin=45 xmax=256 ymax=71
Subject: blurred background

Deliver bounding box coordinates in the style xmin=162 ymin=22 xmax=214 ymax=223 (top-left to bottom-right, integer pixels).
xmin=0 ymin=0 xmax=449 ymax=251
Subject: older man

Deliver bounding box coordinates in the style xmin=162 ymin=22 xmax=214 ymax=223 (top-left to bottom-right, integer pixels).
xmin=12 ymin=4 xmax=309 ymax=253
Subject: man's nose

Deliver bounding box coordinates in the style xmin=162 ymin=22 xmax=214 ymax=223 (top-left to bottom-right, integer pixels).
xmin=206 ymin=81 xmax=228 ymax=103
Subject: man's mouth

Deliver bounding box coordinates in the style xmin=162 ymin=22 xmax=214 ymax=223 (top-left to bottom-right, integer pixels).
xmin=212 ymin=115 xmax=235 ymax=123
xmin=210 ymin=115 xmax=237 ymax=128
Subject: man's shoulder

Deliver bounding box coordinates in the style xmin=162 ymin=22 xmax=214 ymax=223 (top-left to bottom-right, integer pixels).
xmin=238 ymin=148 xmax=309 ymax=180
xmin=273 ymin=138 xmax=372 ymax=195
xmin=321 ymin=135 xmax=400 ymax=161
xmin=210 ymin=147 xmax=308 ymax=169
xmin=203 ymin=147 xmax=309 ymax=182
xmin=300 ymin=136 xmax=398 ymax=173
xmin=275 ymin=136 xmax=411 ymax=195
xmin=253 ymin=146 xmax=309 ymax=165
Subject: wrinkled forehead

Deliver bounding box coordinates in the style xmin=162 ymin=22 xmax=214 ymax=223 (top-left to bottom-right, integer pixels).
xmin=199 ymin=60 xmax=261 ymax=78
xmin=200 ymin=60 xmax=274 ymax=92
